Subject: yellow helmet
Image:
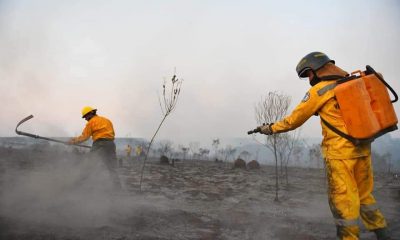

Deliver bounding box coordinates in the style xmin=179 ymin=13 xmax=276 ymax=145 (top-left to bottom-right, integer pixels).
xmin=81 ymin=106 xmax=97 ymax=118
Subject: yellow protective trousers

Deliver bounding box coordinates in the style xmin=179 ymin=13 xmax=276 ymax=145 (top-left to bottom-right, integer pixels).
xmin=324 ymin=155 xmax=387 ymax=240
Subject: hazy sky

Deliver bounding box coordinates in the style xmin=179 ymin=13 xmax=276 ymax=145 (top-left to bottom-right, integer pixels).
xmin=1 ymin=0 xmax=399 ymax=146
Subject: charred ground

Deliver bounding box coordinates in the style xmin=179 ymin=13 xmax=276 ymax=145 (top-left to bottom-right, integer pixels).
xmin=0 ymin=146 xmax=399 ymax=240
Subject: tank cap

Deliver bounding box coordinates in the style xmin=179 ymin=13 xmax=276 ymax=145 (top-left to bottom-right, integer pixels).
xmin=351 ymin=70 xmax=365 ymax=77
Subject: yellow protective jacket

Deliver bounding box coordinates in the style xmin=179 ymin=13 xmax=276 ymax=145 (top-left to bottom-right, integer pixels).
xmin=135 ymin=146 xmax=142 ymax=156
xmin=125 ymin=145 xmax=132 ymax=154
xmin=270 ymin=70 xmax=370 ymax=159
xmin=71 ymin=115 xmax=115 ymax=144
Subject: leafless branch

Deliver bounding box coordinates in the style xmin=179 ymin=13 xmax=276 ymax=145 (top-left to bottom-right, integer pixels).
xmin=139 ymin=71 xmax=183 ymax=192
xmin=253 ymin=91 xmax=292 ymax=202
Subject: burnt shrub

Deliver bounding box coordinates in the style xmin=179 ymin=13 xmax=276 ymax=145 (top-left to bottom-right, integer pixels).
xmin=247 ymin=160 xmax=260 ymax=170
xmin=233 ymin=158 xmax=246 ymax=169
xmin=160 ymin=155 xmax=169 ymax=165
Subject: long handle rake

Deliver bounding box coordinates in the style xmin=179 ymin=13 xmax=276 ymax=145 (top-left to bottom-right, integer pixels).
xmin=15 ymin=115 xmax=91 ymax=149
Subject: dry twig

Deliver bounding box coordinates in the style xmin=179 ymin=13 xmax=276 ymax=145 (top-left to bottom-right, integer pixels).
xmin=139 ymin=71 xmax=183 ymax=192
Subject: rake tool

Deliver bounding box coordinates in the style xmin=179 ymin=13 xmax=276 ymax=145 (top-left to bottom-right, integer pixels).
xmin=15 ymin=115 xmax=91 ymax=149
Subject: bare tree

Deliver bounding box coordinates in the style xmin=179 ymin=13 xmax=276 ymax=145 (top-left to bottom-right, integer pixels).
xmin=254 ymin=91 xmax=291 ymax=202
xmin=308 ymin=144 xmax=322 ymax=169
xmin=138 ymin=140 xmax=148 ymax=155
xmin=218 ymin=145 xmax=237 ymax=162
xmin=215 ymin=145 xmax=234 ymax=169
xmin=139 ymin=72 xmax=183 ymax=192
xmin=218 ymin=148 xmax=226 ymax=161
xmin=280 ymin=130 xmax=301 ymax=185
xmin=226 ymin=146 xmax=237 ymax=162
xmin=199 ymin=148 xmax=210 ymax=160
xmin=171 ymin=150 xmax=182 ymax=167
xmin=292 ymin=144 xmax=304 ymax=167
xmin=177 ymin=144 xmax=189 ymax=161
xmin=157 ymin=140 xmax=174 ymax=158
xmin=212 ymin=139 xmax=220 ymax=160
xmin=189 ymin=141 xmax=200 ymax=160
xmin=181 ymin=146 xmax=189 ymax=161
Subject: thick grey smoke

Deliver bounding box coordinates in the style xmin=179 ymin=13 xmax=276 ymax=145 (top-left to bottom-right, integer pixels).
xmin=0 ymin=154 xmax=140 ymax=229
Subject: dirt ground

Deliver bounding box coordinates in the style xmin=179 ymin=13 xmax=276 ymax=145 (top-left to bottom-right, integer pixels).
xmin=0 ymin=146 xmax=399 ymax=240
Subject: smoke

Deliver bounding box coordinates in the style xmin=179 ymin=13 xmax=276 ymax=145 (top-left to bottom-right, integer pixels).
xmin=0 ymin=152 xmax=139 ymax=229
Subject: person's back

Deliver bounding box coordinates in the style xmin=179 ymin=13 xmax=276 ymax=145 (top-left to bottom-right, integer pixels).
xmin=314 ymin=63 xmax=371 ymax=159
xmin=72 ymin=115 xmax=115 ymax=144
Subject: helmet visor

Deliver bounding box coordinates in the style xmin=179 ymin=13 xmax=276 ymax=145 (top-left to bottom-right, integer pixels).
xmin=298 ymin=67 xmax=311 ymax=79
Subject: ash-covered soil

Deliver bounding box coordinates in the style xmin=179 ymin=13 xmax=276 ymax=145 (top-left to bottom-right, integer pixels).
xmin=0 ymin=146 xmax=399 ymax=240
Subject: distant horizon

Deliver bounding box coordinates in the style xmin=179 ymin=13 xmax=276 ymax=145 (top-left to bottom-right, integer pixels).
xmin=3 ymin=133 xmax=399 ymax=147
xmin=1 ymin=133 xmax=399 ymax=171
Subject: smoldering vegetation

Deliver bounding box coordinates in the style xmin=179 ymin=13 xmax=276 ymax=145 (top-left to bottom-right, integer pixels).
xmin=0 ymin=145 xmax=399 ymax=240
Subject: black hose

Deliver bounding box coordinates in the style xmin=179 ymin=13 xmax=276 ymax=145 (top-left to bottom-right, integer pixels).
xmin=366 ymin=65 xmax=398 ymax=103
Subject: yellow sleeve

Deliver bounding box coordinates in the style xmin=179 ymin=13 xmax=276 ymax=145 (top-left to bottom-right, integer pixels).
xmin=71 ymin=123 xmax=92 ymax=144
xmin=271 ymin=86 xmax=331 ymax=134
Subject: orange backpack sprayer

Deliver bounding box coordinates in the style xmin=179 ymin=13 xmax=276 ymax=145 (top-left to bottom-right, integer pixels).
xmin=321 ymin=65 xmax=398 ymax=145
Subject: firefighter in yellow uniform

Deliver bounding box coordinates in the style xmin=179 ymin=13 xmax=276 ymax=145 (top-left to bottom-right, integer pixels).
xmin=259 ymin=52 xmax=390 ymax=240
xmin=125 ymin=144 xmax=132 ymax=167
xmin=125 ymin=144 xmax=132 ymax=158
xmin=135 ymin=145 xmax=143 ymax=161
xmin=69 ymin=106 xmax=121 ymax=190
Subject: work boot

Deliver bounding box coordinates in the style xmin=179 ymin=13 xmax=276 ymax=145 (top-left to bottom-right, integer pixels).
xmin=374 ymin=228 xmax=391 ymax=240
xmin=336 ymin=225 xmax=359 ymax=240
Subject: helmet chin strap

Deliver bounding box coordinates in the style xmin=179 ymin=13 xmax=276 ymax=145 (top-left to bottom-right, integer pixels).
xmin=309 ymin=70 xmax=320 ymax=86
xmin=309 ymin=70 xmax=344 ymax=86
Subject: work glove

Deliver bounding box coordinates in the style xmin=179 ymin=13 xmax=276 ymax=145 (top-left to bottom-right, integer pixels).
xmin=260 ymin=123 xmax=273 ymax=135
